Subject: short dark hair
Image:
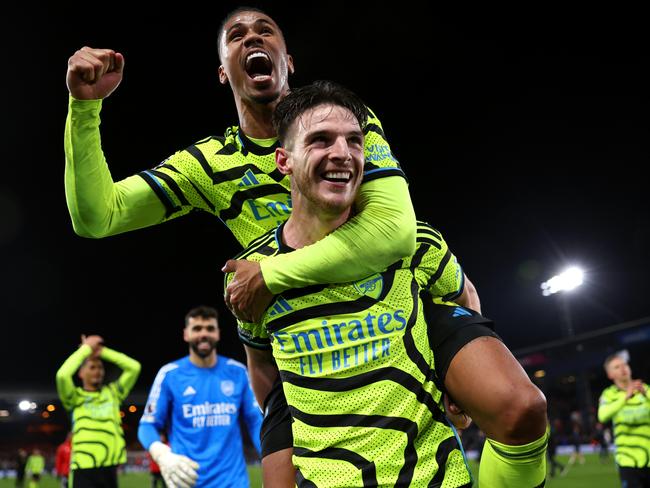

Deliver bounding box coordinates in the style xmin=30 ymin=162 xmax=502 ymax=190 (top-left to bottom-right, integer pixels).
xmin=272 ymin=80 xmax=368 ymax=147
xmin=217 ymin=6 xmax=275 ymax=61
xmin=185 ymin=306 xmax=219 ymax=326
xmin=603 ymin=352 xmax=626 ymax=371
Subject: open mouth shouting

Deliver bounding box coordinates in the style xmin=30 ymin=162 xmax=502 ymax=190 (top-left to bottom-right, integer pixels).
xmin=245 ymin=50 xmax=273 ymax=83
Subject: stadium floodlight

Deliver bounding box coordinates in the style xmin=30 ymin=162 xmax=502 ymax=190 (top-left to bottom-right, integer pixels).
xmin=541 ymin=267 xmax=584 ymax=296
xmin=18 ymin=400 xmax=37 ymax=412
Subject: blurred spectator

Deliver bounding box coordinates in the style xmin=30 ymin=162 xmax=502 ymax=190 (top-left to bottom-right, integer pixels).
xmin=593 ymin=422 xmax=611 ymax=462
xmin=567 ymin=421 xmax=586 ymax=466
xmin=15 ymin=449 xmax=27 ymax=487
xmin=547 ymin=419 xmax=565 ymax=477
xmin=55 ymin=434 xmax=72 ymax=487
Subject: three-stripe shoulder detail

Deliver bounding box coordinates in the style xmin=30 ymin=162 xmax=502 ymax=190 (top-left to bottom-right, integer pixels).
xmin=234 ymin=230 xmax=277 ymax=261
xmin=417 ymin=222 xmax=443 ymax=250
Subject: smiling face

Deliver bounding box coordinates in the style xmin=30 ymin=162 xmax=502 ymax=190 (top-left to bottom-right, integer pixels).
xmin=276 ymin=104 xmax=364 ymax=216
xmin=184 ymin=316 xmax=220 ymax=359
xmin=218 ymin=10 xmax=294 ymax=105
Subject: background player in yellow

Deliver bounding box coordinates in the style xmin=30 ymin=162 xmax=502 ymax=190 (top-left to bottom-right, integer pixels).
xmin=24 ymin=449 xmax=45 ymax=488
xmin=56 ymin=334 xmax=141 ymax=488
xmin=228 ymin=80 xmax=549 ymax=487
xmin=598 ymin=352 xmax=650 ymax=487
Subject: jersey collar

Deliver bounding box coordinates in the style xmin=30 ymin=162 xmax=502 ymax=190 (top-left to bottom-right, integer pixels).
xmin=234 ymin=128 xmax=280 ymax=156
xmin=274 ymin=222 xmax=295 ymax=255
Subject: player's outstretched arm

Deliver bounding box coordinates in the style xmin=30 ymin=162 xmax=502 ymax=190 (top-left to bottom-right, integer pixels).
xmin=65 ymin=47 xmax=166 ymax=238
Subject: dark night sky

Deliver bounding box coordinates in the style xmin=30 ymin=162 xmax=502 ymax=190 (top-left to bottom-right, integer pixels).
xmin=2 ymin=3 xmax=648 ymax=393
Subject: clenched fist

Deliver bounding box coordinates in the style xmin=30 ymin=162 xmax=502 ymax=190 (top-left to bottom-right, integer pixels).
xmin=67 ymin=47 xmax=125 ymax=100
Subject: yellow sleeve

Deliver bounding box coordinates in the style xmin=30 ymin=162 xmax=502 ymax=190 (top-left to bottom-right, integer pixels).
xmin=260 ymin=176 xmax=416 ymax=294
xmin=55 ymin=345 xmax=92 ymax=411
xmin=101 ymin=347 xmax=142 ymax=401
xmin=64 ymin=96 xmax=166 ymax=237
xmin=597 ymin=389 xmax=626 ymax=423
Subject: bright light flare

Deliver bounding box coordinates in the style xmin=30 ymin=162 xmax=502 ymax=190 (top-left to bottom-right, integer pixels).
xmin=541 ymin=267 xmax=584 ymax=296
xmin=18 ymin=400 xmax=37 ymax=411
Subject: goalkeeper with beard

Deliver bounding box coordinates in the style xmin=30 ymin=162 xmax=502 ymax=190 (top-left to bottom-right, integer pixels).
xmin=138 ymin=306 xmax=262 ymax=487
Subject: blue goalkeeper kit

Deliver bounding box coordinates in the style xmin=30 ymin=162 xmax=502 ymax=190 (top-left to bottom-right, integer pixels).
xmin=138 ymin=356 xmax=262 ymax=487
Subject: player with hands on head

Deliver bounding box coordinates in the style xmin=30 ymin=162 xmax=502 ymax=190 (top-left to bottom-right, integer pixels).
xmin=55 ymin=333 xmax=141 ymax=488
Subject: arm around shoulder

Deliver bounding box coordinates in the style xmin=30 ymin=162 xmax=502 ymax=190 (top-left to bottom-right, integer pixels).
xmin=260 ymin=176 xmax=416 ymax=293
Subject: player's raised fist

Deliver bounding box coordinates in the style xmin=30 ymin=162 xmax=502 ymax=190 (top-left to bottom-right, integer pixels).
xmin=66 ymin=47 xmax=125 ymax=100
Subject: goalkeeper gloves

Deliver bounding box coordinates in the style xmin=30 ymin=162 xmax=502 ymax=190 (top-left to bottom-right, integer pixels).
xmin=149 ymin=441 xmax=199 ymax=488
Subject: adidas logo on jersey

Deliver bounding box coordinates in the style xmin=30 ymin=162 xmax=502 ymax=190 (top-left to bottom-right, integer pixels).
xmin=183 ymin=386 xmax=197 ymax=396
xmin=268 ymin=297 xmax=293 ymax=317
xmin=452 ymin=307 xmax=473 ymax=318
xmin=238 ymin=169 xmax=261 ymax=187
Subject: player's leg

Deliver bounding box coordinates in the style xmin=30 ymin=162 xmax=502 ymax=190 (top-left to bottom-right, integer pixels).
xmin=618 ymin=467 xmax=645 ymax=488
xmin=425 ymin=300 xmax=548 ymax=487
xmin=445 ymin=336 xmax=547 ymax=444
xmin=447 ymin=337 xmax=547 ymax=487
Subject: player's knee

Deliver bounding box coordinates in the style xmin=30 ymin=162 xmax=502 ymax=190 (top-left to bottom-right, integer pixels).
xmin=262 ymin=448 xmax=295 ymax=488
xmin=502 ymin=384 xmax=547 ymax=443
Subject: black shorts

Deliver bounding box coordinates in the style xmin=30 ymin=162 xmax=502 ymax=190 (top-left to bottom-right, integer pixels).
xmin=260 ymin=301 xmax=497 ymax=458
xmin=71 ymin=466 xmax=118 ymax=488
xmin=261 ymin=376 xmax=293 ymax=458
xmin=618 ymin=467 xmax=650 ymax=488
xmin=421 ymin=297 xmax=498 ymax=384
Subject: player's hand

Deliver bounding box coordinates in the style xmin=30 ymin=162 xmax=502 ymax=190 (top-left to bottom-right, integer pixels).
xmin=81 ymin=334 xmax=104 ymax=357
xmin=67 ymin=47 xmax=125 ymax=100
xmin=444 ymin=394 xmax=472 ymax=431
xmin=631 ymin=379 xmax=646 ymax=395
xmin=625 ymin=381 xmax=636 ymax=400
xmin=150 ymin=441 xmax=199 ymax=488
xmin=222 ymin=259 xmax=273 ymax=323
